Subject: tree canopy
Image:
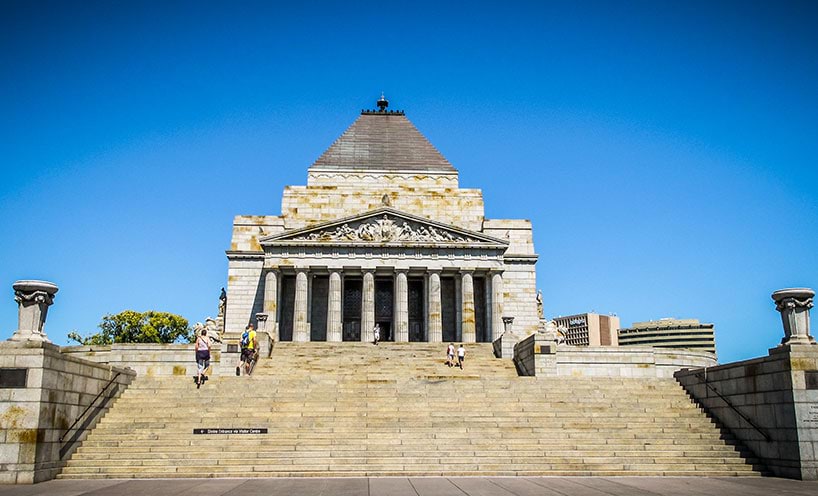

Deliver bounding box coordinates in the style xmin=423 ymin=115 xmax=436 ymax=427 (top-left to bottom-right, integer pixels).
xmin=68 ymin=310 xmax=192 ymax=345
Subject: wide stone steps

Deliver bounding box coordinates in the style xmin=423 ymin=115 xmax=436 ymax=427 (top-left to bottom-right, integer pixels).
xmin=59 ymin=343 xmax=762 ymax=478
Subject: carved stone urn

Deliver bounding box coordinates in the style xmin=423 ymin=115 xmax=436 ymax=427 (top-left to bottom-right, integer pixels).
xmin=772 ymin=288 xmax=815 ymax=346
xmin=9 ymin=280 xmax=59 ymax=342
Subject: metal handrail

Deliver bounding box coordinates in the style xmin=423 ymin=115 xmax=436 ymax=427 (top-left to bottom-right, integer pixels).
xmin=59 ymin=372 xmax=121 ymax=443
xmin=693 ymin=370 xmax=771 ymax=442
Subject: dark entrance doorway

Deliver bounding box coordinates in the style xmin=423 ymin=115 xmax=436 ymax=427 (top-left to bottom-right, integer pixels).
xmin=441 ymin=276 xmax=457 ymax=343
xmin=342 ymin=278 xmax=362 ymax=341
xmin=279 ymin=275 xmax=295 ymax=341
xmin=474 ymin=276 xmax=487 ymax=342
xmin=310 ymin=276 xmax=328 ymax=341
xmin=375 ymin=278 xmax=393 ymax=341
xmin=408 ymin=278 xmax=425 ymax=342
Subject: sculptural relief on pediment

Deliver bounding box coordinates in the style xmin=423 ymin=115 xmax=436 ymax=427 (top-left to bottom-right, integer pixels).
xmin=293 ymin=215 xmax=471 ymax=243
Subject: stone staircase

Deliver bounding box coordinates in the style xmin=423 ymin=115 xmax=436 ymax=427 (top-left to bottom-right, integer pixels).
xmin=59 ymin=343 xmax=762 ymax=478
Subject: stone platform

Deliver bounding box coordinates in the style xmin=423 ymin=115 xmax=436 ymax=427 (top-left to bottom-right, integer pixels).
xmin=2 ymin=477 xmax=818 ymax=495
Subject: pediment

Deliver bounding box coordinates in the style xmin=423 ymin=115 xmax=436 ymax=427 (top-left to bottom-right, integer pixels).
xmin=260 ymin=207 xmax=508 ymax=247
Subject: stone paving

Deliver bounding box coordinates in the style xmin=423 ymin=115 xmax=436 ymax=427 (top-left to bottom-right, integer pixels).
xmin=1 ymin=477 xmax=817 ymax=496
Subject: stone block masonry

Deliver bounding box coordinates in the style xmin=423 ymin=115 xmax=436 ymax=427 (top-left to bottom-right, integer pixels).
xmin=61 ymin=343 xmax=218 ymax=378
xmin=512 ymin=332 xmax=716 ymax=379
xmin=58 ymin=342 xmax=762 ymax=478
xmin=676 ymin=344 xmax=818 ymax=480
xmin=225 ymin=257 xmax=264 ymax=338
xmin=281 ymin=180 xmax=486 ymax=232
xmin=0 ymin=341 xmax=134 ymax=483
xmin=676 ymin=288 xmax=818 ymax=480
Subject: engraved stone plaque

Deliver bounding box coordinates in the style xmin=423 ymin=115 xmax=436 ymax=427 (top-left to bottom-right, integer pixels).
xmin=0 ymin=368 xmax=27 ymax=388
xmin=805 ymin=371 xmax=818 ymax=390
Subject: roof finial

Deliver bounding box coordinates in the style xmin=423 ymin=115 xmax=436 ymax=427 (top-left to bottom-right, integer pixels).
xmin=377 ymin=93 xmax=388 ymax=111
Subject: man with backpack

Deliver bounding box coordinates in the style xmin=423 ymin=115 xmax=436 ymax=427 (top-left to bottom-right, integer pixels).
xmin=239 ymin=323 xmax=258 ymax=376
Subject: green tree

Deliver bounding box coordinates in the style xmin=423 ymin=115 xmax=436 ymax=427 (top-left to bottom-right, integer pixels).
xmin=68 ymin=310 xmax=192 ymax=345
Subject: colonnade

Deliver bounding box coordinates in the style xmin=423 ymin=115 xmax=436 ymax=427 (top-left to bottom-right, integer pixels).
xmin=262 ymin=268 xmax=504 ymax=343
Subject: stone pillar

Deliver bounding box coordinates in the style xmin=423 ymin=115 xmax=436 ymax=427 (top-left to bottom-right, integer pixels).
xmin=362 ymin=270 xmax=375 ymax=342
xmin=255 ymin=313 xmax=271 ymax=358
xmin=461 ymin=271 xmax=476 ymax=343
xmin=498 ymin=316 xmax=516 ymax=358
xmin=327 ymin=270 xmax=343 ymax=342
xmin=10 ymin=280 xmax=59 ymax=342
xmin=263 ymin=269 xmax=279 ymax=341
xmin=428 ymin=270 xmax=443 ymax=342
xmin=395 ymin=270 xmax=409 ymax=342
xmin=293 ymin=269 xmax=309 ymax=342
xmin=491 ymin=272 xmax=504 ymax=343
xmin=503 ymin=316 xmax=515 ymax=335
xmin=772 ymin=288 xmax=815 ymax=346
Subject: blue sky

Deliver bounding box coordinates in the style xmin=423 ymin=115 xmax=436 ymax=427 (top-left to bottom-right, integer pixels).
xmin=1 ymin=1 xmax=816 ymax=363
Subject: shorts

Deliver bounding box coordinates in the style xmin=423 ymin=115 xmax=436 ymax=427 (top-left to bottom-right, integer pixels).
xmin=196 ymin=350 xmax=210 ymax=374
xmin=447 ymin=354 xmax=454 ymax=360
xmin=241 ymin=348 xmax=256 ymax=362
xmin=458 ymin=355 xmax=465 ymax=361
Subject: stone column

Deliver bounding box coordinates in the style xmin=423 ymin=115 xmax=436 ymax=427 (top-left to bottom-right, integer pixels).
xmin=428 ymin=270 xmax=443 ymax=342
xmin=293 ymin=269 xmax=309 ymax=342
xmin=263 ymin=269 xmax=280 ymax=341
xmin=10 ymin=280 xmax=59 ymax=342
xmin=772 ymin=288 xmax=815 ymax=346
xmin=362 ymin=270 xmax=375 ymax=342
xmin=327 ymin=270 xmax=343 ymax=342
xmin=461 ymin=271 xmax=476 ymax=343
xmin=455 ymin=275 xmax=462 ymax=340
xmin=491 ymin=271 xmax=504 ymax=343
xmin=395 ymin=270 xmax=409 ymax=342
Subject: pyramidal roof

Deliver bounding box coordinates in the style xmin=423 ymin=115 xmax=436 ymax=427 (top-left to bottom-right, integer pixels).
xmin=310 ymin=99 xmax=456 ymax=173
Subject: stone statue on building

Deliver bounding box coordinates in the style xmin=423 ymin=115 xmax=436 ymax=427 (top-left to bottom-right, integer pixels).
xmin=192 ymin=321 xmax=205 ymax=336
xmin=205 ymin=317 xmax=221 ymax=342
xmin=538 ymin=319 xmax=566 ymax=345
xmin=218 ymin=287 xmax=227 ymax=317
xmin=193 ymin=318 xmax=222 ymax=344
xmin=536 ymin=290 xmax=544 ymax=319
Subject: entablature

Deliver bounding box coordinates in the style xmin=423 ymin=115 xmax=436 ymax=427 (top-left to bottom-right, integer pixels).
xmin=261 ymin=206 xmax=508 ymax=249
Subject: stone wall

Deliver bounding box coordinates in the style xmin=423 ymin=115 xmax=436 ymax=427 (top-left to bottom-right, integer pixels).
xmin=0 ymin=341 xmax=135 ymax=483
xmin=501 ymin=260 xmax=539 ymax=335
xmin=229 ymin=215 xmax=283 ymax=252
xmin=552 ymin=345 xmax=715 ymax=378
xmin=511 ymin=333 xmax=716 ymax=378
xmin=482 ymin=219 xmax=535 ymax=255
xmin=61 ymin=343 xmax=219 ymax=378
xmin=281 ymin=172 xmax=486 ymax=231
xmin=483 ymin=219 xmax=538 ymax=336
xmin=511 ymin=333 xmax=537 ymax=376
xmin=675 ymin=344 xmax=818 ymax=480
xmin=224 ymin=256 xmax=265 ymax=337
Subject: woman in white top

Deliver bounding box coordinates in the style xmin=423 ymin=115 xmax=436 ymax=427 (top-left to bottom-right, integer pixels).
xmin=446 ymin=343 xmax=455 ymax=367
xmin=195 ymin=330 xmax=211 ymax=389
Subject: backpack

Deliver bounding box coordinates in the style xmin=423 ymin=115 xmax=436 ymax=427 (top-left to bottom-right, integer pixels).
xmin=240 ymin=331 xmax=250 ymax=348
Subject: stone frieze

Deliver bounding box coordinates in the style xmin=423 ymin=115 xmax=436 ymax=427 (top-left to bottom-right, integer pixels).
xmin=294 ymin=215 xmax=470 ymax=243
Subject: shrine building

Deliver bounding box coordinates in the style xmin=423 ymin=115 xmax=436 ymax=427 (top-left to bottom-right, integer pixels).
xmin=224 ymin=96 xmax=539 ymax=344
